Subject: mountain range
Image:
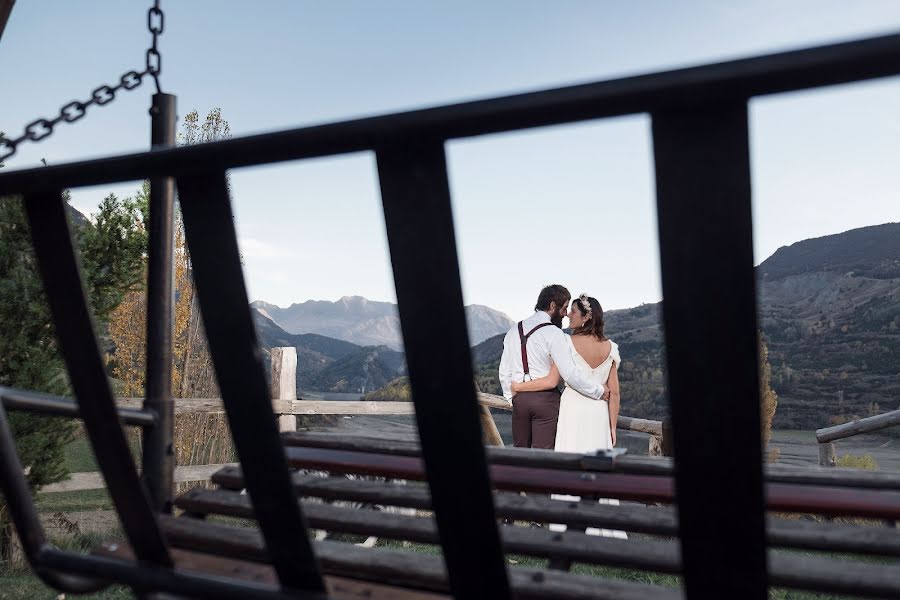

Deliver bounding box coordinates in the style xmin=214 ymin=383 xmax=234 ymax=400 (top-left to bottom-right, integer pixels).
xmin=251 ymin=296 xmax=512 ymax=350
xmin=252 ymin=309 xmax=404 ymax=394
xmin=252 ymin=223 xmax=898 ymax=428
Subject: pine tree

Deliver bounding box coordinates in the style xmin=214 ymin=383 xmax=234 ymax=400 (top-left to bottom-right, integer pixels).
xmin=0 ymin=178 xmax=147 ymax=561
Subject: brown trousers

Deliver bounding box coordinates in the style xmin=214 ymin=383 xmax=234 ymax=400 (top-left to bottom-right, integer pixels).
xmin=512 ymin=389 xmax=561 ymax=449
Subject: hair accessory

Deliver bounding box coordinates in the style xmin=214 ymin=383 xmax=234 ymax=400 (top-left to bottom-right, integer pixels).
xmin=577 ymin=293 xmax=592 ymax=320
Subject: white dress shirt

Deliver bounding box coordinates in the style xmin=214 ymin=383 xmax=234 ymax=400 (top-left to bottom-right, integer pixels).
xmin=498 ymin=311 xmax=605 ymax=402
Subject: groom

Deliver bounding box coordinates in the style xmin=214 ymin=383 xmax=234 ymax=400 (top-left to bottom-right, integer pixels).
xmin=499 ymin=284 xmax=608 ymax=449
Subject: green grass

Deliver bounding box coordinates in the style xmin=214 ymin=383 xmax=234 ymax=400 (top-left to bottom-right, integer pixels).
xmin=0 ymin=572 xmax=132 ymax=600
xmin=0 ymin=530 xmax=130 ymax=599
xmin=62 ymin=436 xmax=100 ymax=473
xmin=34 ymin=488 xmax=114 ymax=513
xmin=29 ymin=430 xmax=143 ymax=513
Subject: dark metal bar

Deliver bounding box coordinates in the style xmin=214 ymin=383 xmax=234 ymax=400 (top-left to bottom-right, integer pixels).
xmin=0 ymin=386 xmax=156 ymax=427
xmin=0 ymin=403 xmax=108 ymax=594
xmin=143 ymin=92 xmax=177 ymax=514
xmin=376 ymin=139 xmax=510 ymax=599
xmin=651 ymin=103 xmax=766 ymax=598
xmin=22 ymin=189 xmax=172 ymax=567
xmin=0 ymin=0 xmax=14 ymax=43
xmin=2 ymin=32 xmax=900 ymax=193
xmin=174 ymin=171 xmax=325 ymax=592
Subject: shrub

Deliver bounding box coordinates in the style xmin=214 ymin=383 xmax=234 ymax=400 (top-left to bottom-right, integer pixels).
xmin=836 ymin=453 xmax=877 ymax=470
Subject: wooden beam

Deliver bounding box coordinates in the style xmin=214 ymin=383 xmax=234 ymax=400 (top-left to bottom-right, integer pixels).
xmin=618 ymin=415 xmax=663 ymax=436
xmin=817 ymin=409 xmax=900 ymax=443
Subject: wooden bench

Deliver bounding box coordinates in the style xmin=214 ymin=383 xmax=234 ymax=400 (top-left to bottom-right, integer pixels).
xmin=80 ymin=431 xmax=900 ymax=599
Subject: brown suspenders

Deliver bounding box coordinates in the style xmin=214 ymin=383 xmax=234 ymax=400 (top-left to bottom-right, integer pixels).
xmin=517 ymin=321 xmax=554 ymax=380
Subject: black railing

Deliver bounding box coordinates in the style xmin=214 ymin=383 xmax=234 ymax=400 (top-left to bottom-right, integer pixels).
xmin=1 ymin=31 xmax=900 ymax=599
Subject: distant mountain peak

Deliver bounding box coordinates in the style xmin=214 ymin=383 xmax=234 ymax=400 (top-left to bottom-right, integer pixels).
xmin=251 ymin=295 xmax=513 ymax=349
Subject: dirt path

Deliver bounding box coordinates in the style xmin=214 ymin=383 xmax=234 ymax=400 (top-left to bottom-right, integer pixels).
xmin=39 ymin=510 xmax=119 ymax=537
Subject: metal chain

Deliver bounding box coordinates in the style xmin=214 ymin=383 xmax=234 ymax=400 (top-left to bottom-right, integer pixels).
xmin=0 ymin=1 xmax=164 ymax=164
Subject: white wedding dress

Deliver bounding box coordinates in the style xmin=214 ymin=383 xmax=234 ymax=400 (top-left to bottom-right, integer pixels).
xmin=551 ymin=336 xmax=626 ymax=539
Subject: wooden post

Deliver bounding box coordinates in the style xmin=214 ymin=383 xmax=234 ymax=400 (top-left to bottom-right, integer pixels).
xmin=818 ymin=442 xmax=836 ymax=468
xmin=473 ymin=381 xmax=503 ymax=446
xmin=271 ymin=347 xmax=297 ymax=433
xmin=661 ymin=416 xmax=674 ymax=457
xmin=479 ymin=404 xmax=504 ymax=447
xmin=649 ymin=418 xmax=673 ymax=457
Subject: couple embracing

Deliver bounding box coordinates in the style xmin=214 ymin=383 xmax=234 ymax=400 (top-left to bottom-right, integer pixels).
xmin=499 ymin=284 xmax=621 ymax=454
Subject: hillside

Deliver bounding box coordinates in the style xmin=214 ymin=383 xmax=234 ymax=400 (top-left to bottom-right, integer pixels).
xmin=252 ymin=296 xmax=513 ymax=349
xmin=757 ymin=223 xmax=900 ymax=427
xmin=253 ymin=309 xmax=405 ymax=393
xmin=421 ymin=224 xmax=899 ymax=430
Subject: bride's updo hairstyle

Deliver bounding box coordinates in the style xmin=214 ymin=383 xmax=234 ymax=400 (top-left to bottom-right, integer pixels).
xmin=571 ymin=295 xmax=606 ymax=340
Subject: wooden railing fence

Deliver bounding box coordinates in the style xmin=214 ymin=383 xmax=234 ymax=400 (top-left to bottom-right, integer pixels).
xmin=815 ymin=408 xmax=900 ymax=467
xmin=43 ymin=347 xmax=667 ymax=493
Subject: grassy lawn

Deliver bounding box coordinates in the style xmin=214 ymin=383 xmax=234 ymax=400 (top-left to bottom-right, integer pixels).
xmin=34 ymin=488 xmax=114 ymax=513
xmin=62 ymin=436 xmax=101 ymax=473
xmin=30 ymin=431 xmax=141 ymax=514
xmin=0 ymin=531 xmax=130 ymax=599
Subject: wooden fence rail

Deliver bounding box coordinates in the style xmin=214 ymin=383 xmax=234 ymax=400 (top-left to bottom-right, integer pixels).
xmin=815 ymin=408 xmax=900 ymax=467
xmin=42 ymin=347 xmax=666 ymax=493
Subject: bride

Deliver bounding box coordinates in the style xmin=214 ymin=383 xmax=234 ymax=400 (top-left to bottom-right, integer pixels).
xmin=511 ymin=293 xmax=625 ymax=538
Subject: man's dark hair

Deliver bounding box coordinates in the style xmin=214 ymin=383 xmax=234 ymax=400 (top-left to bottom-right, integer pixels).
xmin=534 ymin=284 xmax=571 ymax=312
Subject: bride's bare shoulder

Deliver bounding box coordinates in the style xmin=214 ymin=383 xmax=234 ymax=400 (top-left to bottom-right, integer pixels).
xmin=570 ymin=334 xmax=610 ymax=353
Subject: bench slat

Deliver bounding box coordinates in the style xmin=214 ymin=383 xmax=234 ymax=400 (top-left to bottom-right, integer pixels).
xmin=157 ymin=516 xmax=682 ymax=600
xmin=95 ymin=542 xmax=447 ymax=600
xmin=282 ymin=432 xmax=900 ymax=489
xmin=276 ymin=446 xmax=900 ymax=520
xmin=186 ymin=478 xmax=679 ymax=536
xmin=158 ymin=512 xmax=900 ymax=598
xmin=177 ymin=490 xmax=681 ymax=573
xmin=181 ymin=481 xmax=900 ymax=557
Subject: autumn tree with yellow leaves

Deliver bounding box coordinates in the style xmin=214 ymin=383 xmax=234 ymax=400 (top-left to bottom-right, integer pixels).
xmin=108 ymin=109 xmax=233 ymax=471
xmin=109 ymin=109 xmax=231 ymax=397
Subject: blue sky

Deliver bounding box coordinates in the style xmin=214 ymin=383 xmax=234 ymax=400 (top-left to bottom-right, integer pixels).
xmin=3 ymin=1 xmax=899 ymax=320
